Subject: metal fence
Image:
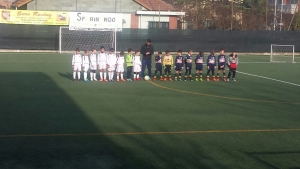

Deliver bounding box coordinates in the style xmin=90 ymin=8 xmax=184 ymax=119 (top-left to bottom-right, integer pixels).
xmin=0 ymin=24 xmax=299 ymax=52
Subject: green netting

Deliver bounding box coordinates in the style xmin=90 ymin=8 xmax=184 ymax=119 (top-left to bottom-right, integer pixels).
xmin=0 ymin=24 xmax=299 ymax=52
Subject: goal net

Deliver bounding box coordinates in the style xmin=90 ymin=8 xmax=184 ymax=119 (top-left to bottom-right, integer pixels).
xmin=59 ymin=26 xmax=115 ymax=53
xmin=270 ymin=44 xmax=295 ymax=63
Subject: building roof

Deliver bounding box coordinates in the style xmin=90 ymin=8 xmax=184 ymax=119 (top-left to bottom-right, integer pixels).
xmin=11 ymin=0 xmax=33 ymax=7
xmin=134 ymin=0 xmax=176 ymax=11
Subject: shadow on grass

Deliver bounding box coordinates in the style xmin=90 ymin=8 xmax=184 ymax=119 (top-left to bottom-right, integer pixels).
xmin=113 ymin=116 xmax=229 ymax=169
xmin=247 ymin=151 xmax=300 ymax=169
xmin=58 ymin=72 xmax=74 ymax=81
xmin=0 ymin=72 xmax=154 ymax=169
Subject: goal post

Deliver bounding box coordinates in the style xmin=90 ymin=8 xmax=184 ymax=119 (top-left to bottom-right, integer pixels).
xmin=60 ymin=12 xmax=123 ymax=54
xmin=270 ymin=44 xmax=295 ymax=63
xmin=59 ymin=26 xmax=116 ymax=54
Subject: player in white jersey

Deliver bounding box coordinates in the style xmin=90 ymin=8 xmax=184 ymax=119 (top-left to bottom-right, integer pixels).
xmin=98 ymin=46 xmax=108 ymax=82
xmin=116 ymin=51 xmax=126 ymax=82
xmin=72 ymin=48 xmax=82 ymax=81
xmin=89 ymin=48 xmax=97 ymax=81
xmin=82 ymin=50 xmax=90 ymax=82
xmin=107 ymin=48 xmax=117 ymax=82
xmin=133 ymin=50 xmax=142 ymax=81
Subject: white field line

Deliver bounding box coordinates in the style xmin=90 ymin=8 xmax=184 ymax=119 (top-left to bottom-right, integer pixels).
xmin=239 ymin=62 xmax=299 ymax=64
xmin=0 ymin=61 xmax=69 ymax=63
xmin=236 ymin=70 xmax=300 ymax=87
xmin=0 ymin=61 xmax=295 ymax=64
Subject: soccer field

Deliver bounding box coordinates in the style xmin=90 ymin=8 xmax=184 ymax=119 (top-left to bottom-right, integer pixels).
xmin=0 ymin=53 xmax=300 ymax=169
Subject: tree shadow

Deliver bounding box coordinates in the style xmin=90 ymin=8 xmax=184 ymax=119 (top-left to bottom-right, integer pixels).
xmin=0 ymin=72 xmax=154 ymax=169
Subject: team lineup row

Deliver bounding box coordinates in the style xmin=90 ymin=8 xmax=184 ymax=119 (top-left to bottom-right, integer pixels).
xmin=71 ymin=47 xmax=239 ymax=82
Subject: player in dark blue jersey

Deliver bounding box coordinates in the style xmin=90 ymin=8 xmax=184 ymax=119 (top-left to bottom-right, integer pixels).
xmin=217 ymin=48 xmax=227 ymax=82
xmin=153 ymin=51 xmax=163 ymax=81
xmin=195 ymin=51 xmax=205 ymax=81
xmin=206 ymin=50 xmax=217 ymax=81
xmin=174 ymin=50 xmax=184 ymax=81
xmin=184 ymin=49 xmax=193 ymax=81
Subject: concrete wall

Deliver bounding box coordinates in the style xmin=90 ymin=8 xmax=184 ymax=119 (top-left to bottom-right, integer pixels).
xmin=27 ymin=0 xmax=143 ymax=13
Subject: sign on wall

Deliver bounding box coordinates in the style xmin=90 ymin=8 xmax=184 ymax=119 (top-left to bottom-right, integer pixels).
xmin=0 ymin=10 xmax=69 ymax=25
xmin=69 ymin=12 xmax=122 ymax=31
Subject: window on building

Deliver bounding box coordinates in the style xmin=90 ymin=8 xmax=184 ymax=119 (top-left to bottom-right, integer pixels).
xmin=268 ymin=0 xmax=275 ymax=4
xmin=291 ymin=0 xmax=298 ymax=4
xmin=275 ymin=0 xmax=297 ymax=4
xmin=148 ymin=21 xmax=169 ymax=29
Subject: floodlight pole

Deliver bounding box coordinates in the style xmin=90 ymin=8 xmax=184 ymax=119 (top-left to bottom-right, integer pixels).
xmin=274 ymin=0 xmax=277 ymax=30
xmin=196 ymin=0 xmax=198 ymax=29
xmin=266 ymin=0 xmax=268 ymax=30
xmin=159 ymin=3 xmax=161 ymax=29
xmin=76 ymin=0 xmax=77 ymax=11
xmin=280 ymin=0 xmax=283 ymax=31
xmin=231 ymin=0 xmax=233 ymax=30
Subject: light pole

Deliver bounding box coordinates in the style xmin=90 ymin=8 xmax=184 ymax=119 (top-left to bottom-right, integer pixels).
xmin=76 ymin=0 xmax=77 ymax=11
xmin=274 ymin=0 xmax=277 ymax=30
xmin=196 ymin=0 xmax=198 ymax=29
xmin=280 ymin=0 xmax=283 ymax=31
xmin=266 ymin=0 xmax=268 ymax=30
xmin=231 ymin=0 xmax=233 ymax=30
xmin=159 ymin=2 xmax=161 ymax=29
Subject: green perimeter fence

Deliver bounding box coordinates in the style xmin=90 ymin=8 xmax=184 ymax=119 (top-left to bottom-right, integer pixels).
xmin=0 ymin=24 xmax=299 ymax=52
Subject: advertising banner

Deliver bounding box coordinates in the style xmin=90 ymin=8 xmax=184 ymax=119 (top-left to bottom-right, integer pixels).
xmin=0 ymin=10 xmax=69 ymax=25
xmin=69 ymin=12 xmax=122 ymax=31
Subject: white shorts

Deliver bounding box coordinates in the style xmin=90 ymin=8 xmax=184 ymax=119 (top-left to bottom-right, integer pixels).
xmin=133 ymin=65 xmax=141 ymax=72
xmin=107 ymin=65 xmax=115 ymax=72
xmin=98 ymin=62 xmax=107 ymax=70
xmin=116 ymin=65 xmax=124 ymax=72
xmin=90 ymin=63 xmax=97 ymax=70
xmin=73 ymin=63 xmax=81 ymax=71
xmin=83 ymin=64 xmax=89 ymax=72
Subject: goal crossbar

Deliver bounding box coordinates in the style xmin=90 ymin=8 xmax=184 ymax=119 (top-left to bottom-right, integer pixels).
xmin=59 ymin=26 xmax=117 ymax=54
xmin=270 ymin=44 xmax=295 ymax=63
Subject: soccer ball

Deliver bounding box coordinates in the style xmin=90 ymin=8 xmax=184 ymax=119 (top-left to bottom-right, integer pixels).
xmin=144 ymin=76 xmax=150 ymax=81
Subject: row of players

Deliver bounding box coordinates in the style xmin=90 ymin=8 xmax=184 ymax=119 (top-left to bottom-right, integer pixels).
xmin=71 ymin=46 xmax=239 ymax=82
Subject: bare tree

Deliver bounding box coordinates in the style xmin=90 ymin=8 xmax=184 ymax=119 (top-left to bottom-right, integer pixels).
xmin=172 ymin=0 xmax=273 ymax=30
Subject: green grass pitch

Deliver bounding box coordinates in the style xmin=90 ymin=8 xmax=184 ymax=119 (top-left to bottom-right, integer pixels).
xmin=0 ymin=53 xmax=300 ymax=169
